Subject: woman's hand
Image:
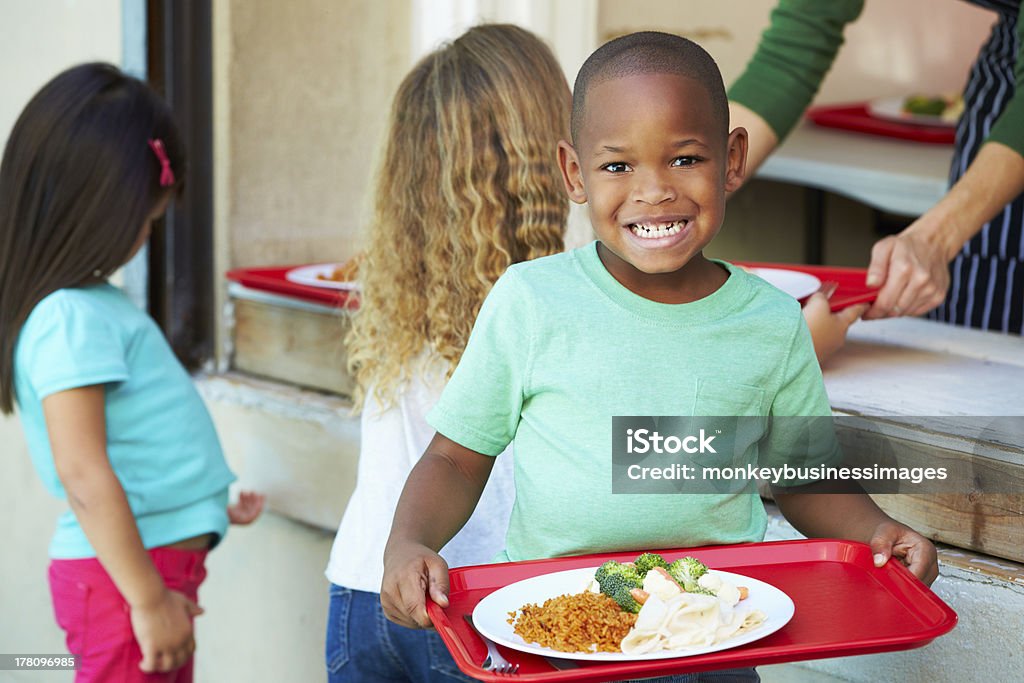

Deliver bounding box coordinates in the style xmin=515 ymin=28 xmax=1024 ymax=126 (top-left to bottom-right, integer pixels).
xmin=130 ymin=588 xmax=204 ymax=672
xmin=864 ymin=220 xmax=951 ymax=319
xmin=868 ymin=520 xmax=940 ymax=586
xmin=380 ymin=541 xmax=450 ymax=629
xmin=864 ymin=141 xmax=1024 ymax=320
xmin=802 ymin=292 xmax=869 ymax=363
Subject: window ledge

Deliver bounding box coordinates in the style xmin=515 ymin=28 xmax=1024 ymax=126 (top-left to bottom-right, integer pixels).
xmin=226 ymin=284 xmax=355 ymax=397
xmin=197 ymin=372 xmax=359 ymax=531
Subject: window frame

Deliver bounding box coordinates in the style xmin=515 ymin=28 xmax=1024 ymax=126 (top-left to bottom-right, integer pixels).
xmin=146 ymin=0 xmax=214 ymax=369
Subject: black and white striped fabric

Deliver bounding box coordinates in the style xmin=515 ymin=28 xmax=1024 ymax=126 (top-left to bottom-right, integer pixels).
xmin=930 ymin=0 xmax=1023 ymax=333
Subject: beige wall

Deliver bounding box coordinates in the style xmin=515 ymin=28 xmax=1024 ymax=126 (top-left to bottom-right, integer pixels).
xmin=221 ymin=0 xmax=411 ymax=269
xmin=0 ymin=417 xmax=67 ymax=683
xmin=598 ymin=0 xmax=995 ymax=101
xmin=0 ymin=0 xmax=122 ymax=146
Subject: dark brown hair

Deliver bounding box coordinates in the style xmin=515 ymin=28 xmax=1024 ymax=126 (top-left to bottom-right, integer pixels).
xmin=0 ymin=62 xmax=185 ymax=414
xmin=571 ymin=31 xmax=729 ymax=144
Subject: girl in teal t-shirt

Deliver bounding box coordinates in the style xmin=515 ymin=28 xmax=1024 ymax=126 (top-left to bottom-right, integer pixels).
xmin=0 ymin=63 xmax=263 ymax=683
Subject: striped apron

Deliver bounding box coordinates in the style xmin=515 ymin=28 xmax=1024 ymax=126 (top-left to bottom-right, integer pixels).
xmin=931 ymin=0 xmax=1024 ymax=333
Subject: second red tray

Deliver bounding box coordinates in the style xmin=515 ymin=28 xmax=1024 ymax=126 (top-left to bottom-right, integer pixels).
xmin=806 ymin=103 xmax=955 ymax=145
xmin=428 ymin=539 xmax=956 ymax=682
xmin=734 ymin=262 xmax=878 ymax=312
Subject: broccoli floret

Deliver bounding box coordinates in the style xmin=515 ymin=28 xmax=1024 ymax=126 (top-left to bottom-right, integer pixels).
xmin=595 ymin=560 xmax=642 ymax=586
xmin=678 ymin=556 xmax=709 ymax=580
xmin=593 ymin=560 xmax=618 ymax=585
xmin=667 ymin=556 xmax=709 ymax=591
xmin=598 ymin=573 xmax=643 ymax=613
xmin=595 ymin=560 xmax=643 ymax=613
xmin=633 ymin=552 xmax=669 ymax=576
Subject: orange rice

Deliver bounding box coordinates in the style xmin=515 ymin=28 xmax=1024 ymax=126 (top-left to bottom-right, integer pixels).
xmin=507 ymin=592 xmax=636 ymax=653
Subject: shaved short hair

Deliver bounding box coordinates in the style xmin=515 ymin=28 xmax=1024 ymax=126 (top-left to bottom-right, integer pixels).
xmin=571 ymin=31 xmax=729 ymax=144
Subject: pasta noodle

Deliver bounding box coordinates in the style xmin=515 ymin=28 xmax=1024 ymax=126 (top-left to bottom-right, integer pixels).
xmin=620 ymin=573 xmax=766 ymax=654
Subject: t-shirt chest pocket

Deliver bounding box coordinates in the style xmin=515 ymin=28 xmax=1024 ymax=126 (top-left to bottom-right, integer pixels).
xmin=690 ymin=378 xmax=769 ymax=463
xmin=692 ymin=378 xmax=767 ymax=417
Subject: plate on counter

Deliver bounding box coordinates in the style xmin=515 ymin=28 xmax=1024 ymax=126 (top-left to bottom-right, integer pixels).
xmin=867 ymin=96 xmax=958 ymax=128
xmin=284 ymin=263 xmax=359 ymax=290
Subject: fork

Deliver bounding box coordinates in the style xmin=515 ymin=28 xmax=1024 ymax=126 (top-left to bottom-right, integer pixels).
xmin=463 ymin=615 xmax=519 ymax=674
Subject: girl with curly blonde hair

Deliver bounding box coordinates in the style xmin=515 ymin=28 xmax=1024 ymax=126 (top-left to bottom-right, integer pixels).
xmin=325 ymin=24 xmax=570 ymax=683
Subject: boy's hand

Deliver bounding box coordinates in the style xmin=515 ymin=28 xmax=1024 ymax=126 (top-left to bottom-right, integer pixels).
xmin=228 ymin=490 xmax=265 ymax=525
xmin=869 ymin=520 xmax=939 ymax=586
xmin=381 ymin=542 xmax=450 ymax=629
xmin=802 ymin=293 xmax=869 ymax=363
xmin=131 ymin=588 xmax=204 ymax=672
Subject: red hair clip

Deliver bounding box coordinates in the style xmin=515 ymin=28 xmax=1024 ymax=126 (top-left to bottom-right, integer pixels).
xmin=148 ymin=138 xmax=176 ymax=187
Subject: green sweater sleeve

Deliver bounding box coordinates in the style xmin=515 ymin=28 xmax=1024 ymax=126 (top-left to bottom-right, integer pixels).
xmin=728 ymin=0 xmax=864 ymax=141
xmin=985 ymin=6 xmax=1024 ymax=157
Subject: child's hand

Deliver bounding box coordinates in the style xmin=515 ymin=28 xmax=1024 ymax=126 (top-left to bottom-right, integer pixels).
xmin=228 ymin=490 xmax=265 ymax=525
xmin=130 ymin=588 xmax=204 ymax=673
xmin=381 ymin=541 xmax=450 ymax=629
xmin=869 ymin=520 xmax=939 ymax=586
xmin=802 ymin=293 xmax=869 ymax=363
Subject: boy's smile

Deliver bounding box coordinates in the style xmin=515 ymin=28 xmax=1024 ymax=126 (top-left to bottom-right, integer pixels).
xmin=559 ymin=72 xmax=747 ymax=303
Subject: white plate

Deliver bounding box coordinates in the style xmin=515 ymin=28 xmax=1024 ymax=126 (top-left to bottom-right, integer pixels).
xmin=284 ymin=263 xmax=359 ymax=290
xmin=867 ymin=96 xmax=957 ymax=128
xmin=472 ymin=567 xmax=794 ymax=662
xmin=749 ymin=268 xmax=821 ymax=300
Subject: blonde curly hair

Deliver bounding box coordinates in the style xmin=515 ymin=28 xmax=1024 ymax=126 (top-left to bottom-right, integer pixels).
xmin=346 ymin=24 xmax=571 ymax=408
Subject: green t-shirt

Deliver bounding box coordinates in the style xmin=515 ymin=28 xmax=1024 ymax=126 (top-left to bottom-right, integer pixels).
xmin=428 ymin=243 xmax=832 ymax=562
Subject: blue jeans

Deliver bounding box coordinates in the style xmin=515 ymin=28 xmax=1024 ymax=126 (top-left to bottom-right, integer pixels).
xmin=326 ymin=584 xmax=759 ymax=683
xmin=326 ymin=585 xmax=475 ymax=683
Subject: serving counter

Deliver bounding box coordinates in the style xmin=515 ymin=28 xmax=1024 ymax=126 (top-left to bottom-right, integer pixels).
xmin=823 ymin=317 xmax=1024 ymax=562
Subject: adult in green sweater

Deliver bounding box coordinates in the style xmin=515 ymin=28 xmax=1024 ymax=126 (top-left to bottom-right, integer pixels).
xmin=730 ymin=0 xmax=1024 ymax=347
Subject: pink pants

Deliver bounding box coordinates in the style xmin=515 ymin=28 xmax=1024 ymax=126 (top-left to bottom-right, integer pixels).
xmin=48 ymin=547 xmax=208 ymax=683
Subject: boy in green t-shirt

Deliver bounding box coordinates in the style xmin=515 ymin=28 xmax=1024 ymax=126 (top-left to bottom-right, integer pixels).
xmin=382 ymin=32 xmax=938 ymax=638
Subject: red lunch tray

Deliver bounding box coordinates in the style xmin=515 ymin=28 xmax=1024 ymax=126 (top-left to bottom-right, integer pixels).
xmin=225 ymin=266 xmax=358 ymax=309
xmin=806 ymin=103 xmax=955 ymax=145
xmin=733 ymin=262 xmax=878 ymax=312
xmin=428 ymin=539 xmax=956 ymax=683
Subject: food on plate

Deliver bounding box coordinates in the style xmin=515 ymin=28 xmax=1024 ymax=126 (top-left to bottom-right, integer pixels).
xmin=506 ymin=591 xmax=636 ymax=653
xmin=507 ymin=552 xmax=767 ymax=654
xmin=902 ymin=95 xmax=945 ymax=116
xmin=592 ymin=558 xmax=645 ymax=612
xmin=901 ymin=93 xmax=964 ymax=122
xmin=316 ymin=256 xmax=361 ymax=283
xmin=620 ymin=590 xmax=766 ymax=654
